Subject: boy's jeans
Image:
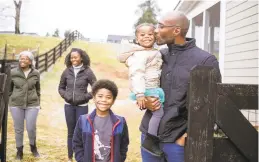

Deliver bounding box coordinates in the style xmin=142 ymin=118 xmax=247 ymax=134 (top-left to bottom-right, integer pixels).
xmin=141 ymin=133 xmax=184 ymax=162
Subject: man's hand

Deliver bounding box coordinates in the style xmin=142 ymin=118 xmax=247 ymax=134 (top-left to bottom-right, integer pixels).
xmin=143 ymin=96 xmax=161 ymax=111
xmin=175 ymin=133 xmax=187 ymax=146
xmin=137 ymin=96 xmax=146 ymax=110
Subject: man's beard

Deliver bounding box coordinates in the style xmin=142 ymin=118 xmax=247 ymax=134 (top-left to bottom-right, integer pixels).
xmin=169 ymin=38 xmax=175 ymax=45
xmin=157 ymin=37 xmax=175 ymax=45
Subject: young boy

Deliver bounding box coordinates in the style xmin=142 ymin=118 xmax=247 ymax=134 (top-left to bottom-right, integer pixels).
xmin=72 ymin=79 xmax=129 ymax=162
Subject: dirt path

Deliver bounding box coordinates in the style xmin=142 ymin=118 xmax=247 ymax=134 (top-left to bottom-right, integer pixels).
xmin=7 ymin=43 xmax=144 ymax=162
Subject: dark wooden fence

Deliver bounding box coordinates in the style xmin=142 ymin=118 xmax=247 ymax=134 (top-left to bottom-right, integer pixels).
xmin=0 ymin=63 xmax=11 ymax=162
xmin=0 ymin=30 xmax=84 ymax=73
xmin=35 ymin=30 xmax=83 ymax=73
xmin=185 ymin=66 xmax=258 ymax=162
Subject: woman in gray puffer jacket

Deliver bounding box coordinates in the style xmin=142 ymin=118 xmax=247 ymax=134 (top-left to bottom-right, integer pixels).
xmin=58 ymin=48 xmax=97 ymax=162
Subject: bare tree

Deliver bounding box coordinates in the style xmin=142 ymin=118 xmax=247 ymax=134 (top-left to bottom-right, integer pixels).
xmin=14 ymin=0 xmax=22 ymax=34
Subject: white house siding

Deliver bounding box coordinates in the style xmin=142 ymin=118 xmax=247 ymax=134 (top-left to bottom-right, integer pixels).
xmin=224 ymin=1 xmax=258 ymax=84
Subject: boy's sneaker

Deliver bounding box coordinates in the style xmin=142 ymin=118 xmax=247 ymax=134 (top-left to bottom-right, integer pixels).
xmin=141 ymin=133 xmax=163 ymax=157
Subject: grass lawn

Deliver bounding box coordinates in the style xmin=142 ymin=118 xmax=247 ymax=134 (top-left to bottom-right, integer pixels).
xmin=0 ymin=34 xmax=62 ymax=59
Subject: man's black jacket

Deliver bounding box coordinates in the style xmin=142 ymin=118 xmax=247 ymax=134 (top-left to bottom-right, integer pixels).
xmin=140 ymin=38 xmax=221 ymax=142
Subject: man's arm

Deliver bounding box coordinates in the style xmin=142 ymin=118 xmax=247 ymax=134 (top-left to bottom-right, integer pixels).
xmin=202 ymin=55 xmax=222 ymax=82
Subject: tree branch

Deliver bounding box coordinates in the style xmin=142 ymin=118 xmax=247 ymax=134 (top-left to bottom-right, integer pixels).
xmin=13 ymin=0 xmax=22 ymax=8
xmin=0 ymin=15 xmax=15 ymax=19
xmin=0 ymin=6 xmax=11 ymax=13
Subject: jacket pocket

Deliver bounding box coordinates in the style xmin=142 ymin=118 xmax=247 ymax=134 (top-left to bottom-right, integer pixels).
xmin=73 ymin=89 xmax=88 ymax=105
xmin=28 ymin=90 xmax=39 ymax=105
xmin=10 ymin=89 xmax=24 ymax=106
xmin=64 ymin=92 xmax=73 ymax=103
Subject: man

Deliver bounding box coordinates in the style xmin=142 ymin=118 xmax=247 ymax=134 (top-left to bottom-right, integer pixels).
xmin=140 ymin=11 xmax=220 ymax=162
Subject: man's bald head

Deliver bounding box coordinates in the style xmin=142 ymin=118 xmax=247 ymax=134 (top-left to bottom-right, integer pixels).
xmin=161 ymin=11 xmax=190 ymax=37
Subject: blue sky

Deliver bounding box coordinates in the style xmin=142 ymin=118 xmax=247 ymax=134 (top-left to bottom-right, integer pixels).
xmin=0 ymin=0 xmax=178 ymax=40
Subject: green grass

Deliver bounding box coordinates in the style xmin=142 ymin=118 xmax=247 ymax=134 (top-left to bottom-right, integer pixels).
xmin=0 ymin=34 xmax=62 ymax=59
xmin=72 ymin=41 xmax=125 ymax=68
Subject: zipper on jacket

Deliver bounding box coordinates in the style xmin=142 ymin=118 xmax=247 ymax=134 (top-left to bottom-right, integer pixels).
xmin=25 ymin=69 xmax=33 ymax=107
xmin=87 ymin=116 xmax=96 ymax=162
xmin=72 ymin=75 xmax=77 ymax=103
xmin=24 ymin=72 xmax=30 ymax=107
xmin=25 ymin=81 xmax=28 ymax=107
xmin=171 ymin=52 xmax=180 ymax=88
xmin=111 ymin=119 xmax=121 ymax=162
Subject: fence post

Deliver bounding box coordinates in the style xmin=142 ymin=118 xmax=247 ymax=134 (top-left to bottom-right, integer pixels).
xmin=60 ymin=42 xmax=62 ymax=57
xmin=69 ymin=35 xmax=71 ymax=45
xmin=0 ymin=64 xmax=11 ymax=162
xmin=45 ymin=53 xmax=48 ymax=72
xmin=11 ymin=48 xmax=15 ymax=60
xmin=185 ymin=66 xmax=221 ymax=162
xmin=35 ymin=46 xmax=39 ymax=69
xmin=4 ymin=43 xmax=7 ymax=61
xmin=35 ymin=56 xmax=39 ymax=69
xmin=53 ymin=47 xmax=56 ymax=64
xmin=64 ymin=39 xmax=67 ymax=51
xmin=71 ymin=33 xmax=74 ymax=42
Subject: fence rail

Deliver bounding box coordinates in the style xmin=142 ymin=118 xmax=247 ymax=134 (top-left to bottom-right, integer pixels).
xmin=0 ymin=30 xmax=84 ymax=74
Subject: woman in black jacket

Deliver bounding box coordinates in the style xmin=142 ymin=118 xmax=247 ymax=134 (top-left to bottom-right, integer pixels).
xmin=58 ymin=48 xmax=97 ymax=162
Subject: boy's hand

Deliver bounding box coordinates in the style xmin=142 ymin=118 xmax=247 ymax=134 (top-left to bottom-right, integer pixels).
xmin=137 ymin=96 xmax=146 ymax=110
